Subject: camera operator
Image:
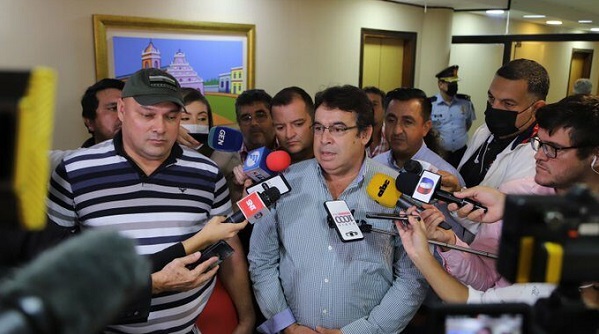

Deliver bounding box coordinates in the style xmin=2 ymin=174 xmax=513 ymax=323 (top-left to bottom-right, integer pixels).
xmin=396 ymin=94 xmax=599 ymax=304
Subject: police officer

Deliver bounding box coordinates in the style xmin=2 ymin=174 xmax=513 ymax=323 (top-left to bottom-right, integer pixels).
xmin=430 ymin=65 xmax=476 ymax=167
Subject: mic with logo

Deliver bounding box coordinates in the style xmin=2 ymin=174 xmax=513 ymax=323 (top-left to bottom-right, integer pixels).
xmin=246 ymin=150 xmax=293 ymax=196
xmin=366 ymin=173 xmax=452 ymax=230
xmin=207 ymin=126 xmax=244 ymax=152
xmin=242 ymin=147 xmax=273 ymax=182
xmin=395 ymin=172 xmax=487 ymax=212
xmin=224 ymin=187 xmax=281 ymax=224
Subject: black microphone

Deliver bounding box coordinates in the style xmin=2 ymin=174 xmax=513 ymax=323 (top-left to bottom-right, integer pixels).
xmin=0 ymin=230 xmax=150 ymax=334
xmin=224 ymin=187 xmax=281 ymax=224
xmin=396 ymin=172 xmax=487 ymax=212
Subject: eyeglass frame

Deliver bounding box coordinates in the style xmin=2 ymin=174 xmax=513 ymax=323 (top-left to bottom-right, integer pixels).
xmin=530 ymin=136 xmax=590 ymax=159
xmin=311 ymin=123 xmax=359 ymax=137
xmin=238 ymin=110 xmax=270 ymax=125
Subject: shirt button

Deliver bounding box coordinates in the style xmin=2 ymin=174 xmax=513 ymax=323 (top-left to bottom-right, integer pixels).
xmin=328 ymin=245 xmax=332 ymax=251
xmin=324 ymin=278 xmax=329 ymax=283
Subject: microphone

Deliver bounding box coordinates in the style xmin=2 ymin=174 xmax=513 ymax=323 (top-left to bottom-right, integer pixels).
xmin=224 ymin=187 xmax=281 ymax=224
xmin=243 ymin=147 xmax=274 ymax=182
xmin=366 ymin=173 xmax=452 ymax=230
xmin=396 ymin=172 xmax=487 ymax=212
xmin=207 ymin=126 xmax=243 ymax=152
xmin=265 ymin=150 xmax=292 ymax=173
xmin=0 ymin=230 xmax=150 ymax=334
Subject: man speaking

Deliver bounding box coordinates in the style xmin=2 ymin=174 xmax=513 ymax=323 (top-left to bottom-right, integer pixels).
xmin=249 ymin=85 xmax=427 ymax=334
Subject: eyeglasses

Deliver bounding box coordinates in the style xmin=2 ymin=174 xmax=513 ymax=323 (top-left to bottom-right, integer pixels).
xmin=312 ymin=123 xmax=359 ymax=137
xmin=238 ymin=111 xmax=269 ymax=125
xmin=530 ymin=136 xmax=588 ymax=159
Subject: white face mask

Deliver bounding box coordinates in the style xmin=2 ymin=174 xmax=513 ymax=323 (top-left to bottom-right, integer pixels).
xmin=181 ymin=124 xmax=209 ymax=134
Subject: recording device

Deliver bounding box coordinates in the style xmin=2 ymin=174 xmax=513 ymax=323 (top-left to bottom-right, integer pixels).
xmin=498 ymin=185 xmax=599 ymax=284
xmin=246 ymin=150 xmax=292 ymax=196
xmin=427 ymin=303 xmax=531 ymax=334
xmin=396 ymin=171 xmax=487 ymax=213
xmin=365 ymin=212 xmax=409 ymax=222
xmin=366 ymin=173 xmax=452 ymax=230
xmin=0 ymin=68 xmax=56 ymax=230
xmin=207 ymin=126 xmax=243 ymax=152
xmin=243 ymin=147 xmax=273 ymax=182
xmin=0 ymin=230 xmax=150 ymax=334
xmin=224 ymin=187 xmax=281 ymax=224
xmin=181 ymin=124 xmax=209 ymax=143
xmin=185 ymin=240 xmax=234 ymax=270
xmin=324 ymin=200 xmax=364 ymax=242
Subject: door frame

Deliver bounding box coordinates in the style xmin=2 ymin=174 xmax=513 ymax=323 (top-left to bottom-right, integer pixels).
xmin=359 ymin=28 xmax=417 ymax=88
xmin=567 ymin=48 xmax=593 ymax=95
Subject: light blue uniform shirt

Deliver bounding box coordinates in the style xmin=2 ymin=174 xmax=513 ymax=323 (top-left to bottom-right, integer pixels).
xmin=248 ymin=158 xmax=427 ymax=334
xmin=431 ymin=94 xmax=476 ymax=152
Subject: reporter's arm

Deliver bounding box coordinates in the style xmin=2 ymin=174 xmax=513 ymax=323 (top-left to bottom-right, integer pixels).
xmin=447 ymin=186 xmax=506 ymax=223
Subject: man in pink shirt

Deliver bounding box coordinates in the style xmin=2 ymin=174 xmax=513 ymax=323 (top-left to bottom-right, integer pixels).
xmin=397 ymin=94 xmax=599 ymax=304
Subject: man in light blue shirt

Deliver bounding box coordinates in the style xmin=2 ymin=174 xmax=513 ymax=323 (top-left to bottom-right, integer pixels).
xmin=249 ymin=85 xmax=427 ymax=334
xmin=430 ymin=65 xmax=476 ymax=167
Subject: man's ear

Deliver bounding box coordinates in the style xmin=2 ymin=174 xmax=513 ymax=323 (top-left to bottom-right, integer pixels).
xmin=423 ymin=119 xmax=432 ymax=136
xmin=83 ymin=118 xmax=94 ymax=134
xmin=117 ymin=98 xmax=125 ymax=122
xmin=360 ymin=125 xmax=373 ymax=145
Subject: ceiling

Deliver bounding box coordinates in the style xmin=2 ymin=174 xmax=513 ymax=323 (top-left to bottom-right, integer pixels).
xmin=387 ymin=0 xmax=599 ymax=33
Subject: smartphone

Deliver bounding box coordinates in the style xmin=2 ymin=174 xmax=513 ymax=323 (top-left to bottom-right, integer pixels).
xmin=324 ymin=200 xmax=364 ymax=242
xmin=246 ymin=174 xmax=291 ymax=196
xmin=186 ymin=240 xmax=234 ymax=270
xmin=412 ymin=170 xmax=442 ymax=203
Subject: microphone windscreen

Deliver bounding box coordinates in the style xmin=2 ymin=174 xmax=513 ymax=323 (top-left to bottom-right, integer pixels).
xmin=366 ymin=173 xmax=402 ymax=208
xmin=265 ymin=150 xmax=291 ymax=172
xmin=395 ymin=172 xmax=420 ymax=196
xmin=207 ymin=126 xmax=243 ymax=152
xmin=403 ymin=159 xmax=423 ymax=175
xmin=0 ymin=230 xmax=150 ymax=334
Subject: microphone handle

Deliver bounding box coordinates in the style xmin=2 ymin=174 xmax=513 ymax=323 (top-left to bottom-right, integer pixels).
xmin=398 ymin=196 xmax=452 ymax=230
xmin=435 ymin=191 xmax=488 ymax=213
xmin=367 ymin=228 xmax=498 ymax=259
xmin=223 ymin=210 xmax=246 ymax=224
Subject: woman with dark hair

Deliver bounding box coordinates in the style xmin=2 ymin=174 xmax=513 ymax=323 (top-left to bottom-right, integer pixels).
xmin=177 ymin=88 xmax=253 ymax=334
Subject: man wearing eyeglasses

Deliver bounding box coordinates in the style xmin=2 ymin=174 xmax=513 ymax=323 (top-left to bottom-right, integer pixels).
xmin=235 ymin=89 xmax=278 ymax=162
xmin=397 ymin=94 xmax=599 ymax=306
xmin=458 ymin=59 xmax=549 ymax=190
xmin=249 ymin=85 xmax=427 ymax=334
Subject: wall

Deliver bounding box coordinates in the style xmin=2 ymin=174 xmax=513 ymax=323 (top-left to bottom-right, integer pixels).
xmin=0 ymin=0 xmax=451 ymax=149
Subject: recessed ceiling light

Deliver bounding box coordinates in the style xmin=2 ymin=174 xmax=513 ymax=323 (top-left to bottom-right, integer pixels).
xmin=579 ymin=20 xmax=593 ymax=24
xmin=486 ymin=10 xmax=505 ymax=15
xmin=546 ymin=20 xmax=563 ymax=25
xmin=523 ymin=15 xmax=546 ymax=19
xmin=591 ymin=28 xmax=599 ymax=32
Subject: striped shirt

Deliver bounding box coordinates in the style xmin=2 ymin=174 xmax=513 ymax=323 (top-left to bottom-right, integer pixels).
xmin=248 ymin=158 xmax=427 ymax=334
xmin=46 ymin=133 xmax=232 ymax=334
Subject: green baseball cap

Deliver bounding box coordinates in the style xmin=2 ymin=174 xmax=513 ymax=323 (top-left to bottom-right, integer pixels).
xmin=122 ymin=68 xmax=184 ymax=108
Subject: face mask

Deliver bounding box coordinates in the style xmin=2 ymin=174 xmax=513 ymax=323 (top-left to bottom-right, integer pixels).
xmin=446 ymin=82 xmax=458 ymax=97
xmin=181 ymin=124 xmax=209 ymax=143
xmin=484 ymin=102 xmax=534 ymax=138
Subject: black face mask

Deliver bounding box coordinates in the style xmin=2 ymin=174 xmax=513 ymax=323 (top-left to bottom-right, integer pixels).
xmin=484 ymin=101 xmax=534 ymax=138
xmin=446 ymin=82 xmax=458 ymax=96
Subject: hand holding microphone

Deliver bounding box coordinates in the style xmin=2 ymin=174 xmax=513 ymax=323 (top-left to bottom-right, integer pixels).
xmin=447 ymin=186 xmax=505 ymax=223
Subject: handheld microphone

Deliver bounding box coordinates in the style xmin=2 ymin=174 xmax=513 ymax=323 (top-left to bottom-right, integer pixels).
xmin=396 ymin=172 xmax=487 ymax=212
xmin=224 ymin=187 xmax=281 ymax=224
xmin=207 ymin=126 xmax=244 ymax=152
xmin=265 ymin=150 xmax=292 ymax=173
xmin=242 ymin=147 xmax=274 ymax=182
xmin=0 ymin=230 xmax=150 ymax=334
xmin=366 ymin=173 xmax=452 ymax=230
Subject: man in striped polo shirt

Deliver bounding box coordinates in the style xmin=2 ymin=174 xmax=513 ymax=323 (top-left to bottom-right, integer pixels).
xmin=45 ymin=68 xmax=252 ymax=333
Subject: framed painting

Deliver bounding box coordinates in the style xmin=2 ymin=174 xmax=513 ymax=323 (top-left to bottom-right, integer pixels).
xmin=93 ymin=14 xmax=255 ymax=124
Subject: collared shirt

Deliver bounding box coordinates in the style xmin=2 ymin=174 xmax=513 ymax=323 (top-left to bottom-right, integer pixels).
xmin=431 ymin=94 xmax=476 ymax=152
xmin=46 ymin=132 xmax=232 ymax=333
xmin=373 ymin=141 xmax=466 ymax=187
xmin=366 ymin=124 xmax=389 ymax=158
xmin=248 ymin=158 xmax=427 ymax=334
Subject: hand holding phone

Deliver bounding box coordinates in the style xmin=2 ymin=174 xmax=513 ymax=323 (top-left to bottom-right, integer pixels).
xmin=186 ymin=240 xmax=234 ymax=270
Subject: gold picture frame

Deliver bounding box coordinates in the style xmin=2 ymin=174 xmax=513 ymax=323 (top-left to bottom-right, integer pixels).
xmin=92 ymin=14 xmax=256 ymax=89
